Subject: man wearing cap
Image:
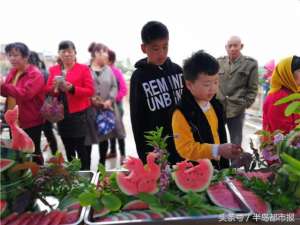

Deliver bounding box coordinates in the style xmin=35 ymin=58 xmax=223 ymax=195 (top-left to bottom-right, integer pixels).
xmin=217 ymin=36 xmax=258 ymax=145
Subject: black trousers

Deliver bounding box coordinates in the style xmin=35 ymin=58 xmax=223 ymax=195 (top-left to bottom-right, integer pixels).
xmin=61 ymin=137 xmax=91 ymax=170
xmin=24 ymin=124 xmax=43 ymax=165
xmin=42 ymin=121 xmax=58 ymax=154
xmin=109 ymin=138 xmax=125 ymax=156
xmin=86 ymin=140 xmax=109 ymax=166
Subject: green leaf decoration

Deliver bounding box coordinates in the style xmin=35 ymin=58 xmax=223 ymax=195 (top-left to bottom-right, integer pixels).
xmin=275 ymin=93 xmax=300 ymax=105
xmin=284 ymin=101 xmax=300 ymax=116
xmin=78 ymin=191 xmax=99 ymax=206
xmin=101 ymin=193 xmax=122 ymax=211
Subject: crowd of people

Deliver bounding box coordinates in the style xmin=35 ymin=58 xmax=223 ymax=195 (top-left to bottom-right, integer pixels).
xmin=1 ymin=20 xmax=299 ymax=170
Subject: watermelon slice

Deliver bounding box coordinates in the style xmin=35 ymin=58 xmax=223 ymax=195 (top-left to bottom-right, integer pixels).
xmin=60 ymin=209 xmax=80 ymax=224
xmin=172 ymin=159 xmax=213 ymax=192
xmin=0 ymin=200 xmax=7 ymax=216
xmin=207 ymin=179 xmax=271 ymax=214
xmin=93 ymin=207 xmax=110 ymax=219
xmin=123 ymin=200 xmax=149 ymax=210
xmin=0 ymin=159 xmax=15 ymax=173
xmin=207 ymin=182 xmax=243 ymax=211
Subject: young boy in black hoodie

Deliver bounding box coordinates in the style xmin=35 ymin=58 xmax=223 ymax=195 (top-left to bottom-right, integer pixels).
xmin=130 ymin=21 xmax=184 ymax=164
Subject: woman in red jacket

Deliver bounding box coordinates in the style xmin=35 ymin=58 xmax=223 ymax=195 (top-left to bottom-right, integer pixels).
xmin=263 ymin=56 xmax=300 ymax=134
xmin=0 ymin=42 xmax=45 ymax=164
xmin=46 ymin=41 xmax=94 ymax=170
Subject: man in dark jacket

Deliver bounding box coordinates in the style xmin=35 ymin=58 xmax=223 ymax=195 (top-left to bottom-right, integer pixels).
xmin=130 ymin=21 xmax=184 ymax=164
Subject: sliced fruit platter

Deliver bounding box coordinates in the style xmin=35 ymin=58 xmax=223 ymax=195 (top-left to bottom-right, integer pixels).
xmin=80 ymin=128 xmax=300 ymax=225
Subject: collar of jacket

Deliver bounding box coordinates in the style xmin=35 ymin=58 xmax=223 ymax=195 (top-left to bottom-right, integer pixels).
xmin=176 ymin=88 xmax=227 ymax=144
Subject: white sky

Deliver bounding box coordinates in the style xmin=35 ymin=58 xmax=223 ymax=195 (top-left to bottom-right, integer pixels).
xmin=1 ymin=0 xmax=299 ymax=66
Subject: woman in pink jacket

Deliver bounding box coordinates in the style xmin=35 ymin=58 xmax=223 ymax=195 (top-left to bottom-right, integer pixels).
xmin=107 ymin=49 xmax=127 ymax=162
xmin=0 ymin=42 xmax=45 ymax=164
xmin=263 ymin=56 xmax=300 ymax=134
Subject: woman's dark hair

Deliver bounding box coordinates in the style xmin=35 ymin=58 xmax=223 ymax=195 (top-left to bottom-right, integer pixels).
xmin=141 ymin=21 xmax=169 ymax=44
xmin=183 ymin=50 xmax=220 ymax=81
xmin=28 ymin=51 xmax=46 ymax=70
xmin=88 ymin=42 xmax=108 ymax=58
xmin=58 ymin=40 xmax=76 ymax=52
xmin=108 ymin=49 xmax=116 ymax=64
xmin=5 ymin=42 xmax=30 ymax=58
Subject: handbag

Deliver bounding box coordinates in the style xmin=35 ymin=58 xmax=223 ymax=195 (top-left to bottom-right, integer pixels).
xmin=96 ymin=109 xmax=115 ymax=135
xmin=40 ymin=95 xmax=64 ymax=123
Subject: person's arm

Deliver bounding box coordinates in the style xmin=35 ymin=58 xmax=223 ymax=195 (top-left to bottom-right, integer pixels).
xmin=245 ymin=61 xmax=259 ymax=108
xmin=115 ymin=68 xmax=128 ymax=102
xmin=1 ymin=71 xmax=44 ymax=100
xmin=172 ymin=109 xmax=214 ymax=160
xmin=70 ymin=66 xmax=94 ymax=98
xmin=130 ymin=73 xmax=147 ymax=161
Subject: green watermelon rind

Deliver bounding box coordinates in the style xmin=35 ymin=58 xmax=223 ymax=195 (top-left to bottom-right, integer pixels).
xmin=172 ymin=159 xmax=214 ymax=193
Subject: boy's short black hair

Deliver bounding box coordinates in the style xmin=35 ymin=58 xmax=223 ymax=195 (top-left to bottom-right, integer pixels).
xmin=141 ymin=21 xmax=169 ymax=44
xmin=5 ymin=42 xmax=30 ymax=58
xmin=183 ymin=50 xmax=220 ymax=81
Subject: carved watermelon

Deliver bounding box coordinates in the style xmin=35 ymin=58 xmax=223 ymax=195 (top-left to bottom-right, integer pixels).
xmin=116 ymin=153 xmax=160 ymax=196
xmin=207 ymin=179 xmax=271 ymax=214
xmin=1 ymin=147 xmax=32 ymax=185
xmin=172 ymin=159 xmax=213 ymax=192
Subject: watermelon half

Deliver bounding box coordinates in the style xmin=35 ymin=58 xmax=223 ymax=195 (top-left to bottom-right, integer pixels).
xmin=172 ymin=159 xmax=214 ymax=192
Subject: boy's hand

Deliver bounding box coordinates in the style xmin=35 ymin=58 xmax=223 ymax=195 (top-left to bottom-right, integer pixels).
xmin=218 ymin=143 xmax=242 ymax=159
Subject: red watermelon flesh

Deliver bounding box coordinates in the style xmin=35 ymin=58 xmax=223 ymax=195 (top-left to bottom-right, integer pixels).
xmin=0 ymin=159 xmax=15 ymax=172
xmin=129 ymin=210 xmax=152 ymax=220
xmin=147 ymin=211 xmax=163 ymax=219
xmin=30 ymin=211 xmax=46 ymax=225
xmin=172 ymin=159 xmax=214 ymax=192
xmin=1 ymin=212 xmax=18 ymax=225
xmin=9 ymin=212 xmax=31 ymax=225
xmin=239 ymin=171 xmax=273 ymax=182
xmin=60 ymin=209 xmax=80 ymax=224
xmin=233 ymin=180 xmax=271 ymax=214
xmin=0 ymin=200 xmax=7 ymax=216
xmin=207 ymin=181 xmax=242 ymax=211
xmin=208 ymin=179 xmax=271 ymax=214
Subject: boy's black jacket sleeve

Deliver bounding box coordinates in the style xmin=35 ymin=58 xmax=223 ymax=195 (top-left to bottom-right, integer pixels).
xmin=130 ymin=72 xmax=148 ymax=162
